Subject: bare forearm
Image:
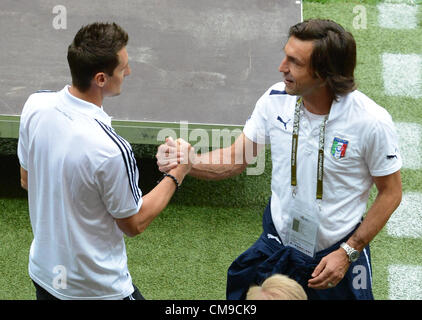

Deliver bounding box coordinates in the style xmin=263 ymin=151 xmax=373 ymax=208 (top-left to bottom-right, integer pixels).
xmin=347 ymin=172 xmax=402 ymax=251
xmin=136 ymin=177 xmax=177 ymax=233
xmin=117 ymin=167 xmax=187 ymax=237
xmin=189 ymin=147 xmax=247 ymax=180
xmin=349 ymin=195 xmax=398 ymax=251
xmin=156 ymin=133 xmax=255 ymax=180
xmin=20 ymin=167 xmax=28 ymax=191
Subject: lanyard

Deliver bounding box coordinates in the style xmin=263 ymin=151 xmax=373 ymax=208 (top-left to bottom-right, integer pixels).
xmin=291 ymin=97 xmax=329 ymax=200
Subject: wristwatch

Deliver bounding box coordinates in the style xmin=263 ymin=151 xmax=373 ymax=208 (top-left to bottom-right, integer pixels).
xmin=340 ymin=242 xmax=360 ymax=262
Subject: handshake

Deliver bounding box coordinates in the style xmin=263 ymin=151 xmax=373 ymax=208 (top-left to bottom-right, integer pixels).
xmin=156 ymin=137 xmax=196 ymax=177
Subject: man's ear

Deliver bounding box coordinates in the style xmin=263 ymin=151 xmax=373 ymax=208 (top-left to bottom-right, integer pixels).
xmin=93 ymin=72 xmax=108 ymax=88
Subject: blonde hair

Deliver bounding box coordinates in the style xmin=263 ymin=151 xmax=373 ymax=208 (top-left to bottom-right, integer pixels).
xmin=246 ymin=274 xmax=307 ymax=300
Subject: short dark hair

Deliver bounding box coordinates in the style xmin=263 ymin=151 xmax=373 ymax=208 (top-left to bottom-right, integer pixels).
xmin=67 ymin=22 xmax=129 ymax=92
xmin=289 ymin=19 xmax=357 ymax=99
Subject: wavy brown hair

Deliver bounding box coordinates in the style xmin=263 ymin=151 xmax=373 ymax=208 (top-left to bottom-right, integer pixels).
xmin=289 ymin=19 xmax=357 ymax=100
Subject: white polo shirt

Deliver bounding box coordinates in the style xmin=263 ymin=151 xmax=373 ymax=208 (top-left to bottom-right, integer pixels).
xmin=18 ymin=86 xmax=143 ymax=299
xmin=244 ymin=82 xmax=402 ymax=251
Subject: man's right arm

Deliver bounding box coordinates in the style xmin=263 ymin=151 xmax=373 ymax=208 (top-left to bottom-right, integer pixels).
xmin=156 ymin=133 xmax=262 ymax=181
xmin=115 ymin=164 xmax=190 ymax=237
xmin=116 ymin=139 xmax=194 ymax=237
xmin=20 ymin=167 xmax=28 ymax=191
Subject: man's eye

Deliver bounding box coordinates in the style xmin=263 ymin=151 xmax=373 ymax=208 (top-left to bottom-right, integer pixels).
xmin=287 ymin=57 xmax=297 ymax=64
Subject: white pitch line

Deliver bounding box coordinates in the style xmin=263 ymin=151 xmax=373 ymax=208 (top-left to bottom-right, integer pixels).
xmin=395 ymin=122 xmax=422 ymax=170
xmin=387 ymin=191 xmax=422 ymax=238
xmin=378 ymin=3 xmax=418 ymax=29
xmin=389 ymin=265 xmax=422 ymax=300
xmin=382 ymin=53 xmax=422 ymax=98
xmin=383 ymin=0 xmax=418 ymax=4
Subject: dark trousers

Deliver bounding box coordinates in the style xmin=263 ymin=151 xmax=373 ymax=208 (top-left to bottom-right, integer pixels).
xmin=33 ymin=280 xmax=145 ymax=300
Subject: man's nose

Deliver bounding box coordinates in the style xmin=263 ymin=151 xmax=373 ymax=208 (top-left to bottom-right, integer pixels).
xmin=125 ymin=65 xmax=131 ymax=77
xmin=279 ymin=57 xmax=288 ymax=73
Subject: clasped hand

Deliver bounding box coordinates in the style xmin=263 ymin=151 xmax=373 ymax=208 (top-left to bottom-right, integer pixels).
xmin=156 ymin=137 xmax=195 ymax=174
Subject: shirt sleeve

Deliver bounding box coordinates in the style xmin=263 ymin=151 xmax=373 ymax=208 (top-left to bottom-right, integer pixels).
xmin=243 ymin=91 xmax=271 ymax=145
xmin=17 ymin=97 xmax=32 ymax=170
xmin=364 ymin=115 xmax=402 ymax=177
xmin=94 ymin=153 xmax=143 ymax=219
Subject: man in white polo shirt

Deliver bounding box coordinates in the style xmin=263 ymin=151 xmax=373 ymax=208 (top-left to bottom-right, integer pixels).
xmin=157 ymin=19 xmax=402 ymax=299
xmin=18 ymin=22 xmax=192 ymax=300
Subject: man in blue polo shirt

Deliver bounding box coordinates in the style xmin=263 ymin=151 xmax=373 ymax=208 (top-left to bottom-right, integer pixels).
xmin=157 ymin=19 xmax=402 ymax=300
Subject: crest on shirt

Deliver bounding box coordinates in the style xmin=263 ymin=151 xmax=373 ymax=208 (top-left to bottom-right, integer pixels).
xmin=331 ymin=137 xmax=348 ymax=160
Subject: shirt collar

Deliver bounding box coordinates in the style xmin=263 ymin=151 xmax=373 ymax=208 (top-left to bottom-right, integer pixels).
xmin=297 ymin=92 xmax=350 ymax=123
xmin=59 ymin=85 xmax=112 ymax=126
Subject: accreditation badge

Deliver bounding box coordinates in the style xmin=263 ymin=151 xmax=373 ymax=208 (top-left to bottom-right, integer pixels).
xmin=287 ymin=199 xmax=320 ymax=258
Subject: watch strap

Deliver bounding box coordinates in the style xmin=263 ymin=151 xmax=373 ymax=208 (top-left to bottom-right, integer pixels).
xmin=340 ymin=242 xmax=359 ymax=262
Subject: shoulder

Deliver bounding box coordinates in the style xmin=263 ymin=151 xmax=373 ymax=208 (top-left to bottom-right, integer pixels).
xmin=337 ymin=91 xmax=395 ymax=135
xmin=262 ymin=82 xmax=289 ymax=98
xmin=27 ymin=89 xmax=59 ymax=103
xmin=341 ymin=91 xmax=398 ymax=145
xmin=65 ymin=118 xmax=126 ymax=170
xmin=347 ymin=90 xmax=393 ymax=123
xmin=22 ymin=89 xmax=60 ymax=116
xmin=256 ymin=82 xmax=296 ymax=109
xmin=267 ymin=82 xmax=289 ymax=97
xmin=92 ymin=120 xmax=134 ymax=159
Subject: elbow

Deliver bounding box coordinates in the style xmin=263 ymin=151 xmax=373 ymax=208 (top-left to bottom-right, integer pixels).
xmin=385 ymin=186 xmax=402 ymax=215
xmin=234 ymin=163 xmax=248 ymax=176
xmin=394 ymin=188 xmax=402 ymax=209
xmin=134 ymin=224 xmax=148 ymax=237
xmin=116 ymin=213 xmax=147 ymax=238
xmin=391 ymin=177 xmax=403 ymax=210
xmin=122 ymin=229 xmax=138 ymax=238
xmin=20 ymin=179 xmax=28 ymax=191
xmin=124 ymin=231 xmax=139 ymax=238
xmin=123 ymin=224 xmax=146 ymax=238
xmin=388 ymin=191 xmax=402 ymax=222
xmin=20 ymin=167 xmax=28 ymax=191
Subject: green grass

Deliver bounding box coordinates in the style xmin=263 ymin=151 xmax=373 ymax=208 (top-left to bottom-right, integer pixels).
xmin=126 ymin=205 xmax=263 ymax=299
xmin=0 ymin=198 xmax=33 ymax=299
xmin=1 ymin=0 xmax=421 ymax=300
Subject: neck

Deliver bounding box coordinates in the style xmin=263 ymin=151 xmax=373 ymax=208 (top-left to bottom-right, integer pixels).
xmin=302 ymin=86 xmax=334 ymax=115
xmin=69 ymin=85 xmax=103 ymax=108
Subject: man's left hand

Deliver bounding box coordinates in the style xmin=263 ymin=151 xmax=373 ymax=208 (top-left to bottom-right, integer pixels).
xmin=307 ymin=248 xmax=350 ymax=289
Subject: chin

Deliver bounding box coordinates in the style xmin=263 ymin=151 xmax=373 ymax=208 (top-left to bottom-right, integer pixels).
xmin=109 ymin=91 xmax=121 ymax=97
xmin=284 ymin=87 xmax=297 ymax=96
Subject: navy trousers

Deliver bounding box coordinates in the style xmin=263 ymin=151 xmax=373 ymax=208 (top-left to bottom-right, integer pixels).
xmin=226 ymin=199 xmax=374 ymax=300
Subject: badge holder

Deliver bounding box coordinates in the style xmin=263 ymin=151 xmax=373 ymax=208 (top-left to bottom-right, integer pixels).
xmin=287 ymin=199 xmax=320 ymax=258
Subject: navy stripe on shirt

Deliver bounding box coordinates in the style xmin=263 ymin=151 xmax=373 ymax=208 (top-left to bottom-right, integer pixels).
xmin=95 ymin=119 xmax=140 ymax=205
xmin=269 ymin=90 xmax=287 ymax=95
